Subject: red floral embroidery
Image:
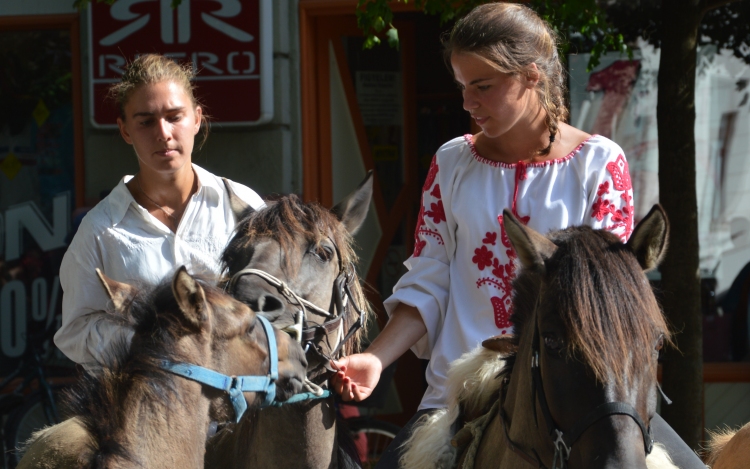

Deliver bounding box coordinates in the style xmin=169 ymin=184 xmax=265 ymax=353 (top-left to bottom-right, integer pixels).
xmin=426 ymin=200 xmax=446 ymax=224
xmin=483 ymin=232 xmax=497 ymax=246
xmin=473 ymin=214 xmax=526 ymax=331
xmin=472 ymin=246 xmax=494 ymax=270
xmin=597 ymin=180 xmax=610 ymax=197
xmin=590 ymin=154 xmax=634 ymax=240
xmin=413 ymin=156 xmax=444 ymax=257
xmin=591 ymin=196 xmax=613 ymax=221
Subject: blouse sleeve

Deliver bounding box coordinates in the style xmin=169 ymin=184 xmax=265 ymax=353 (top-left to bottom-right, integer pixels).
xmin=54 ymin=220 xmax=134 ymax=367
xmin=383 ymin=156 xmax=453 ymax=359
xmin=586 ymin=146 xmax=635 ymax=242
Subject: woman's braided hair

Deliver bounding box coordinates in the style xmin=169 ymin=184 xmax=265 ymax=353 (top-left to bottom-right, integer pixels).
xmin=443 ymin=3 xmax=568 ymax=155
xmin=108 ymin=54 xmax=210 ymax=148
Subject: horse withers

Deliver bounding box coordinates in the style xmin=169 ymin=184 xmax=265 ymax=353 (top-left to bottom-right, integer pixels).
xmin=205 ymin=173 xmax=375 ymax=468
xmin=17 ymin=266 xmax=307 ymax=469
xmin=403 ymin=205 xmax=677 ymax=469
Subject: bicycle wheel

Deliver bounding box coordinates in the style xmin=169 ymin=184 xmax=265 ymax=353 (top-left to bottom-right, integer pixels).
xmin=4 ymin=393 xmax=61 ymax=468
xmin=346 ymin=417 xmax=401 ymax=469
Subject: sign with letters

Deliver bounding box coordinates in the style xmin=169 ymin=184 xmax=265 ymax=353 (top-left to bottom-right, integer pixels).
xmin=88 ymin=0 xmax=273 ymax=127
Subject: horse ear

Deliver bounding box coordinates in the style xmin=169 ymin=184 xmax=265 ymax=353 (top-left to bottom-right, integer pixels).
xmin=96 ymin=268 xmax=136 ymax=313
xmin=502 ymin=209 xmax=557 ymax=273
xmin=482 ymin=335 xmax=518 ymax=355
xmin=627 ymin=204 xmax=669 ymax=272
xmin=172 ymin=266 xmax=208 ymax=329
xmin=331 ymin=170 xmax=373 ymax=235
xmin=223 ymin=178 xmax=254 ymax=223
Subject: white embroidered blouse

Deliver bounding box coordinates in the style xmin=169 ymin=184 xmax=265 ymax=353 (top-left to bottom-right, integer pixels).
xmin=54 ymin=164 xmax=264 ymax=367
xmin=383 ymin=134 xmax=635 ymax=410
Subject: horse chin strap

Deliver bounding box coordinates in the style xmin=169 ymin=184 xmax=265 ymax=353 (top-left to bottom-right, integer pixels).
xmin=527 ymin=320 xmax=655 ymax=469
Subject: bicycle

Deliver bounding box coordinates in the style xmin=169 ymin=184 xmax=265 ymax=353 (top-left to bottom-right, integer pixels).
xmin=0 ymin=322 xmax=73 ymax=469
xmin=338 ymin=361 xmax=401 ymax=468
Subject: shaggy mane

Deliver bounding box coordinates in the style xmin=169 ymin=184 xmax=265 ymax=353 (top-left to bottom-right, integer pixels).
xmin=511 ymin=226 xmax=670 ymax=385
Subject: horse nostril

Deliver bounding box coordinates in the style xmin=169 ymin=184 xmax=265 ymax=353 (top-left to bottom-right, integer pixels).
xmin=257 ymin=294 xmax=284 ymax=313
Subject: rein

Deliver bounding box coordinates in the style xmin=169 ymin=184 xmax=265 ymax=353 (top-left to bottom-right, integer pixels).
xmin=161 ymin=315 xmax=329 ymax=424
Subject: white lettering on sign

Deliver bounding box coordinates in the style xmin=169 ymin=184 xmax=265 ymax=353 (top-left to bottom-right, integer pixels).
xmin=4 ymin=192 xmax=70 ymax=262
xmin=99 ymin=54 xmax=127 ymax=77
xmin=1 ymin=281 xmax=26 ymax=358
xmin=95 ymin=51 xmax=258 ymax=79
xmin=100 ymin=0 xmax=253 ymax=46
xmin=0 ymin=276 xmax=60 ymax=358
xmin=227 ymin=52 xmax=255 ymax=74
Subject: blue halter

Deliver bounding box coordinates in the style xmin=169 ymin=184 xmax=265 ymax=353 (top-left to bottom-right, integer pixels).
xmin=162 ymin=315 xmax=279 ymax=423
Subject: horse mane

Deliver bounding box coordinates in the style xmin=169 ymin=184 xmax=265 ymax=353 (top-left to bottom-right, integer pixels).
xmin=61 ymin=275 xmax=222 ymax=465
xmin=510 ymin=226 xmax=670 ymax=384
xmin=222 ymin=194 xmax=373 ymax=355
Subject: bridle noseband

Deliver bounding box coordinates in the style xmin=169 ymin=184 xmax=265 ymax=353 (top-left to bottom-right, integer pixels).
xmin=225 ymin=238 xmax=365 ymax=376
xmin=161 ymin=315 xmax=280 ymax=423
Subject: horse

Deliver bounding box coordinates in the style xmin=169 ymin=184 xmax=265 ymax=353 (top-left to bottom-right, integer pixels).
xmin=705 ymin=421 xmax=750 ymax=468
xmin=205 ymin=174 xmax=375 ymax=468
xmin=401 ymin=205 xmax=679 ymax=469
xmin=16 ymin=266 xmax=308 ymax=469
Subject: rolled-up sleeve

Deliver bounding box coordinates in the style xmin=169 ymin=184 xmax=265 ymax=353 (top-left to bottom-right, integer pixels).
xmin=54 ymin=223 xmax=133 ymax=367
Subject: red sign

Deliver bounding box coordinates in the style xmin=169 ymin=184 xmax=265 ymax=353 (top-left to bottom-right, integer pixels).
xmin=88 ymin=0 xmax=273 ymax=127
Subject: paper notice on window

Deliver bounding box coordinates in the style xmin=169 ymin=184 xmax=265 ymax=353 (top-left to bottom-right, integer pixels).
xmin=355 ymin=71 xmax=402 ymax=127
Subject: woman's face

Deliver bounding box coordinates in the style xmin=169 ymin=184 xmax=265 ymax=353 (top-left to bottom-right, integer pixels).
xmin=451 ymin=52 xmax=537 ymax=139
xmin=117 ymin=80 xmax=202 ymax=176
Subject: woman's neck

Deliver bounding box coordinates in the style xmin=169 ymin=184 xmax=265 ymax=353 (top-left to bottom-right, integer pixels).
xmin=473 ymin=121 xmax=590 ymax=165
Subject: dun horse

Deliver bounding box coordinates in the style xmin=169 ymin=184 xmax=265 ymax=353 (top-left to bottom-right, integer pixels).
xmin=17 ymin=267 xmax=307 ymax=469
xmin=402 ymin=205 xmax=678 ymax=469
xmin=205 ymin=174 xmax=374 ymax=468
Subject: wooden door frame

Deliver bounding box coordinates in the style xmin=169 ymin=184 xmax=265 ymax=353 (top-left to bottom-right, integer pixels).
xmin=299 ymin=0 xmax=419 ymax=290
xmin=0 ymin=14 xmax=85 ymax=208
xmin=299 ymin=1 xmax=425 ymax=424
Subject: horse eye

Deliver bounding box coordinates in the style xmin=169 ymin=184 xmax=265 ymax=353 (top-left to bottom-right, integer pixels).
xmin=311 ymin=245 xmax=334 ymax=262
xmin=543 ymin=334 xmax=563 ymax=353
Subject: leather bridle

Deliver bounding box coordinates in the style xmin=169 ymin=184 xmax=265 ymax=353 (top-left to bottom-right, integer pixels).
xmin=225 ymin=238 xmax=365 ymax=377
xmin=498 ymin=318 xmax=660 ymax=469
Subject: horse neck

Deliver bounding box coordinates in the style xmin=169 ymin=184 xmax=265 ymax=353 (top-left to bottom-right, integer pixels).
xmin=110 ymin=374 xmax=212 ymax=469
xmin=206 ymin=398 xmax=339 ymax=468
xmin=476 ymin=333 xmax=554 ymax=467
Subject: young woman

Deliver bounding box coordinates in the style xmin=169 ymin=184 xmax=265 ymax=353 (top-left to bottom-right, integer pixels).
xmin=55 ymin=54 xmax=263 ymax=366
xmin=330 ymin=4 xmax=703 ymax=468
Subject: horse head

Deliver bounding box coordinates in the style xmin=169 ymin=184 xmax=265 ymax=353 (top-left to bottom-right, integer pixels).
xmin=499 ymin=204 xmax=670 ymax=469
xmin=95 ymin=266 xmax=308 ymax=421
xmin=220 ymin=173 xmax=374 ymax=382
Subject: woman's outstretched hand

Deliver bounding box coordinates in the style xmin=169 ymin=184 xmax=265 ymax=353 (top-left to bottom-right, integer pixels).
xmin=330 ymin=353 xmax=383 ymax=402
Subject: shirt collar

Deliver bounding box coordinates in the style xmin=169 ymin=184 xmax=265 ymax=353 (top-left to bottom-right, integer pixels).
xmin=108 ymin=163 xmax=222 ymax=226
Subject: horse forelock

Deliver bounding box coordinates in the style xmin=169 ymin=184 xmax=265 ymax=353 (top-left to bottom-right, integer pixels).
xmin=222 ymin=195 xmax=372 ymax=356
xmin=512 ymin=226 xmax=669 ymax=385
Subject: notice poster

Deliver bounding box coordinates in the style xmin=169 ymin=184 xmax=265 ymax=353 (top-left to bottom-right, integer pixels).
xmin=355 ymin=71 xmax=402 ymax=127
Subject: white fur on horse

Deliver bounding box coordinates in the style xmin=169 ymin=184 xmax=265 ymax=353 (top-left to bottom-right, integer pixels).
xmin=400 ymin=342 xmax=680 ymax=469
xmin=401 ymin=345 xmax=508 ymax=469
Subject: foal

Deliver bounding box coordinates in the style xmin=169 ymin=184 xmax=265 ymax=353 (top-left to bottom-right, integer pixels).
xmin=18 ymin=267 xmax=307 ymax=469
